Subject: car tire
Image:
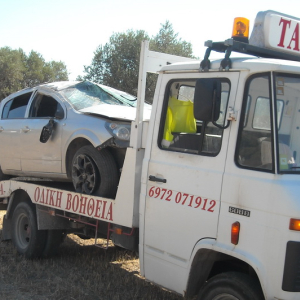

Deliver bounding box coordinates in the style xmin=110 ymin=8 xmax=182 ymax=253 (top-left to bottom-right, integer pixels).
xmin=197 ymin=272 xmax=264 ymax=300
xmin=12 ymin=202 xmax=47 ymax=258
xmin=71 ymin=145 xmax=118 ymax=197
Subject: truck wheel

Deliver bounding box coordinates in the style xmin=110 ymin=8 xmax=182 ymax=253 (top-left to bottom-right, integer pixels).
xmin=43 ymin=230 xmax=65 ymax=257
xmin=71 ymin=146 xmax=118 ymax=197
xmin=197 ymin=272 xmax=264 ymax=300
xmin=12 ymin=202 xmax=47 ymax=258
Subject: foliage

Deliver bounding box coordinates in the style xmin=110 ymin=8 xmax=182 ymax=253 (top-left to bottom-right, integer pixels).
xmin=79 ymin=21 xmax=194 ymax=102
xmin=0 ymin=47 xmax=68 ymax=100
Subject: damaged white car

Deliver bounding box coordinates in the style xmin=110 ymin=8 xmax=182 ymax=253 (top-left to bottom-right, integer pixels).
xmin=0 ymin=81 xmax=149 ymax=197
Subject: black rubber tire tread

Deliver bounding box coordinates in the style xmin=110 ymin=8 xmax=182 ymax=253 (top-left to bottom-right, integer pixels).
xmin=72 ymin=146 xmax=118 ymax=198
xmin=42 ymin=230 xmax=65 ymax=257
xmin=197 ymin=272 xmax=264 ymax=300
xmin=12 ymin=202 xmax=47 ymax=258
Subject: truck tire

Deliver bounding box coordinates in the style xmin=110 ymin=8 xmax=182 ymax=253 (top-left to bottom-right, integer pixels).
xmin=42 ymin=230 xmax=66 ymax=257
xmin=71 ymin=146 xmax=118 ymax=197
xmin=12 ymin=202 xmax=47 ymax=258
xmin=197 ymin=272 xmax=264 ymax=300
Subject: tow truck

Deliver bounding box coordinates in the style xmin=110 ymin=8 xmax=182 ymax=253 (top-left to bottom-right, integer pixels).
xmin=1 ymin=10 xmax=300 ymax=299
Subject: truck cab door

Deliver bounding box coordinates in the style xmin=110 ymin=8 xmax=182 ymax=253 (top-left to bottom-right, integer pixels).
xmin=142 ymin=72 xmax=239 ymax=294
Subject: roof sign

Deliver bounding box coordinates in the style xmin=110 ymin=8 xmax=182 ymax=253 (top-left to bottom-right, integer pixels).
xmin=250 ymin=10 xmax=300 ymax=57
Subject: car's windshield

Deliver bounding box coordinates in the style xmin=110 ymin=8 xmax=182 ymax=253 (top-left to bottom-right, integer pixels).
xmin=59 ymin=81 xmax=131 ymax=110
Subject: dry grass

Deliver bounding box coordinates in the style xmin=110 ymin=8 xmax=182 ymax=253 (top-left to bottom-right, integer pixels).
xmin=0 ymin=211 xmax=182 ymax=300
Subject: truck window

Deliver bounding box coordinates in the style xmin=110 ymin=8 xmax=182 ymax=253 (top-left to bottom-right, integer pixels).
xmin=236 ymin=74 xmax=274 ymax=171
xmin=253 ymin=97 xmax=284 ymax=130
xmin=275 ymin=74 xmax=300 ymax=173
xmin=160 ymin=79 xmax=230 ymax=156
xmin=237 ymin=73 xmax=300 ymax=173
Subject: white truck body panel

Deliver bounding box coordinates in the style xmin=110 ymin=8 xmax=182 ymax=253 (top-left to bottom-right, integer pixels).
xmin=3 ymin=11 xmax=300 ymax=299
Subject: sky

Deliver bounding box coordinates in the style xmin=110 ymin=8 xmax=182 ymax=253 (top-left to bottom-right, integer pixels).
xmin=1 ymin=0 xmax=300 ymax=80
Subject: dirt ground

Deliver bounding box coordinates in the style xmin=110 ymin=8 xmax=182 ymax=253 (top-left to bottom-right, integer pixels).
xmin=0 ymin=211 xmax=182 ymax=300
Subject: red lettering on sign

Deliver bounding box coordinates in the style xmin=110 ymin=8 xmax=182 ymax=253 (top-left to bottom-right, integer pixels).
xmin=87 ymin=198 xmax=95 ymax=216
xmin=94 ymin=199 xmax=102 ymax=218
xmin=66 ymin=193 xmax=72 ymax=210
xmin=182 ymin=193 xmax=189 ymax=205
xmin=188 ymin=195 xmax=194 ymax=207
xmin=148 ymin=186 xmax=217 ymax=213
xmin=72 ymin=195 xmax=79 ymax=212
xmin=175 ymin=192 xmax=182 ymax=204
xmin=40 ymin=189 xmax=45 ymax=204
xmin=106 ymin=202 xmax=113 ymax=221
xmin=287 ymin=23 xmax=300 ymax=51
xmin=34 ymin=187 xmax=40 ymax=203
xmin=278 ymin=18 xmax=291 ymax=48
xmin=101 ymin=201 xmax=107 ymax=219
xmin=208 ymin=200 xmax=216 ymax=212
xmin=55 ymin=191 xmax=62 ymax=208
xmin=49 ymin=190 xmax=55 ymax=206
xmin=45 ymin=189 xmax=50 ymax=205
xmin=79 ymin=196 xmax=87 ymax=214
xmin=165 ymin=190 xmax=172 ymax=201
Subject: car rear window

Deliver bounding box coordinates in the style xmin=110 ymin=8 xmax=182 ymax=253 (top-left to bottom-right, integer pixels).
xmin=2 ymin=92 xmax=32 ymax=119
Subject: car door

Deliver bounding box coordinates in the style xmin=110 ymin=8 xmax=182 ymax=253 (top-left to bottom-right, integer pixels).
xmin=142 ymin=72 xmax=239 ymax=293
xmin=20 ymin=91 xmax=65 ymax=173
xmin=0 ymin=92 xmax=33 ymax=172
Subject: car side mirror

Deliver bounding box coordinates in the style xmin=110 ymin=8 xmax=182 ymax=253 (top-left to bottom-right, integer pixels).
xmin=193 ymin=78 xmax=221 ymax=122
xmin=40 ymin=119 xmax=55 ymax=143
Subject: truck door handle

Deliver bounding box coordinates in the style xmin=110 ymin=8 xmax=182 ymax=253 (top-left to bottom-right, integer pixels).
xmin=22 ymin=126 xmax=30 ymax=133
xmin=149 ymin=175 xmax=167 ymax=183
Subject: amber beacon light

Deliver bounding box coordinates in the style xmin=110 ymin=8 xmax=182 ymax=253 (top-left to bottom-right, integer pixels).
xmin=232 ymin=17 xmax=250 ymax=43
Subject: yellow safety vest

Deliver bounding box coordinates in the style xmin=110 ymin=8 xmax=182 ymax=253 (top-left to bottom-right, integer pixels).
xmin=162 ymin=96 xmax=196 ymax=146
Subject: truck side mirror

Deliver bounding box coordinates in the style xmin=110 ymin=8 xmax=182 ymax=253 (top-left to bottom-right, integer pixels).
xmin=193 ymin=78 xmax=221 ymax=122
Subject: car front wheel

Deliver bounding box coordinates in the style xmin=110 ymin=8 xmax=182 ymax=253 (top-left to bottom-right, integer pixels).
xmin=71 ymin=146 xmax=118 ymax=198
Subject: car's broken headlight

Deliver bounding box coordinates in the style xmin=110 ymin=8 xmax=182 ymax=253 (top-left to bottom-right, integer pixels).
xmin=105 ymin=122 xmax=131 ymax=141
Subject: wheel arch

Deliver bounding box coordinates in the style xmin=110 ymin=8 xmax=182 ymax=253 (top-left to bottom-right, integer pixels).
xmin=6 ymin=189 xmax=33 ymax=219
xmin=185 ymin=241 xmax=265 ymax=299
xmin=65 ymin=137 xmax=92 ymax=178
xmin=2 ymin=189 xmax=34 ymax=240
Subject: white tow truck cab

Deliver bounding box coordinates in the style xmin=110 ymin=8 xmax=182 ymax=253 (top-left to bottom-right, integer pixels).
xmin=1 ymin=10 xmax=300 ymax=300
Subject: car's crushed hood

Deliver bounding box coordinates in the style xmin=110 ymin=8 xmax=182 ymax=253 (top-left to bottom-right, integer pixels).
xmin=79 ymin=104 xmax=151 ymax=121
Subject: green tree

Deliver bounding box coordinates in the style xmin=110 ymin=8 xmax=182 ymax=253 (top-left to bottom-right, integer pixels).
xmin=79 ymin=21 xmax=194 ymax=102
xmin=0 ymin=47 xmax=69 ymax=100
xmin=79 ymin=29 xmax=149 ymax=97
xmin=0 ymin=47 xmax=25 ymax=99
xmin=150 ymin=20 xmax=193 ymax=56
